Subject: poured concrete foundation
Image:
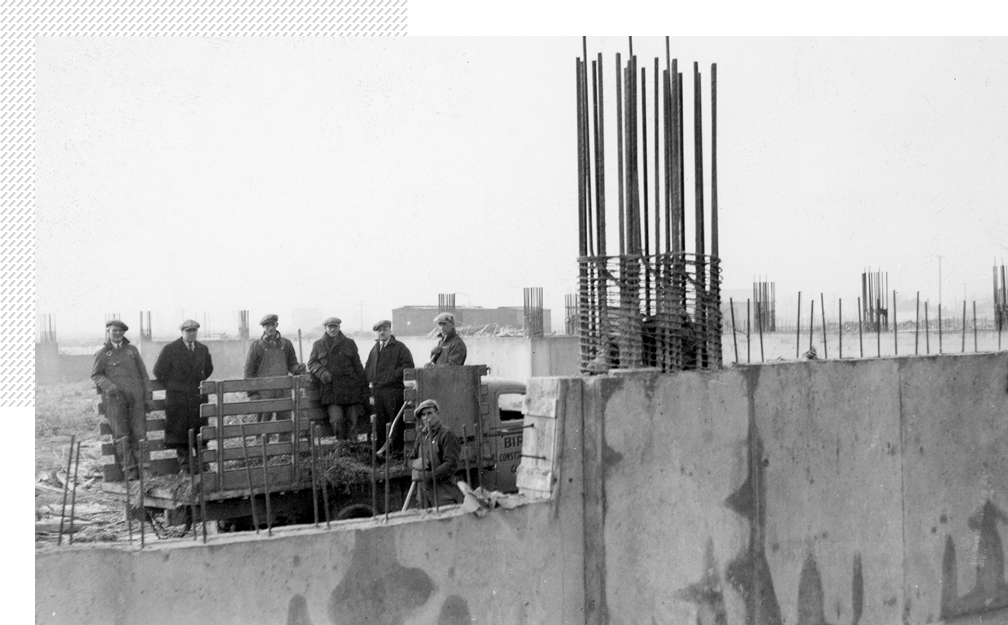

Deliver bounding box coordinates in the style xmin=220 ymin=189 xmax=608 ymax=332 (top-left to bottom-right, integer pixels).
xmin=36 ymin=353 xmax=1008 ymax=624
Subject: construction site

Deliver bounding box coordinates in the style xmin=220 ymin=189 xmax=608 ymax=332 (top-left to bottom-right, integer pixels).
xmin=33 ymin=36 xmax=1008 ymax=625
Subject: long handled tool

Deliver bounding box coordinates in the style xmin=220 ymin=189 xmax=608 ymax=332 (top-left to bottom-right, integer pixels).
xmin=401 ymin=481 xmax=417 ymax=513
xmin=57 ymin=434 xmax=76 ymax=546
xmin=137 ymin=438 xmax=146 ymax=548
xmin=239 ymin=424 xmax=260 ymax=533
xmin=68 ymin=440 xmax=81 ymax=544
xmin=196 ymin=433 xmax=208 ymax=543
xmin=428 ymin=433 xmax=439 ymax=514
xmin=187 ymin=429 xmax=199 ymax=541
xmin=316 ymin=425 xmax=330 ymax=528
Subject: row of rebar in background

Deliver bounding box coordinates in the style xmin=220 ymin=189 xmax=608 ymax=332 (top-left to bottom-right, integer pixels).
xmin=575 ymin=36 xmax=722 ymax=373
xmin=728 ymin=290 xmax=1005 ymax=364
xmin=994 ymin=262 xmax=1007 ymax=330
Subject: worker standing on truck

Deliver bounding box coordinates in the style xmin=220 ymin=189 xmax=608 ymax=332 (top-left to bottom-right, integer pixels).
xmin=365 ymin=319 xmax=414 ymax=458
xmin=427 ymin=312 xmax=467 ymax=367
xmin=153 ymin=319 xmax=214 ymax=473
xmin=243 ymin=314 xmax=302 ymax=440
xmin=308 ymin=317 xmax=369 ymax=440
xmin=410 ymin=399 xmax=462 ymax=506
xmin=91 ymin=319 xmax=153 ymax=480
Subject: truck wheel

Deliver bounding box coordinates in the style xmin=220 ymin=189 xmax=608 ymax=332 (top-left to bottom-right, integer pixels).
xmin=335 ymin=504 xmax=373 ymax=520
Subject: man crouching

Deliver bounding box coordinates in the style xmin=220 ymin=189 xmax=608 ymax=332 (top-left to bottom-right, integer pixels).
xmin=410 ymin=399 xmax=462 ymax=507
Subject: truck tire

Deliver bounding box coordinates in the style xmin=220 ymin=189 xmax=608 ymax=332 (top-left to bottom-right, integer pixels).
xmin=335 ymin=503 xmax=373 ymax=520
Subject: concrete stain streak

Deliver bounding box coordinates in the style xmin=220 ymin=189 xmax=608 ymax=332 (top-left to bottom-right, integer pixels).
xmin=327 ymin=529 xmax=434 ymax=625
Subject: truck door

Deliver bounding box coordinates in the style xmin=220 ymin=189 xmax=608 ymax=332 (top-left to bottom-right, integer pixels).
xmin=484 ymin=390 xmax=526 ymax=493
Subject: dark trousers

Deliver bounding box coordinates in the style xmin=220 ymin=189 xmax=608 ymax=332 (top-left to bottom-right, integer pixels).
xmin=255 ymin=388 xmax=292 ymax=442
xmin=106 ymin=391 xmax=147 ymax=476
xmin=373 ymin=388 xmax=406 ymax=453
xmin=327 ymin=403 xmax=361 ymax=440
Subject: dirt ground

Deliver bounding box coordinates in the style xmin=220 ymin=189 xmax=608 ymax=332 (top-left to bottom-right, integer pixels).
xmin=34 ymin=380 xmax=191 ymax=549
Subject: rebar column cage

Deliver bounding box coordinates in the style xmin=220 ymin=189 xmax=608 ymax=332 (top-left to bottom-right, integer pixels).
xmin=578 ymin=252 xmax=721 ymax=373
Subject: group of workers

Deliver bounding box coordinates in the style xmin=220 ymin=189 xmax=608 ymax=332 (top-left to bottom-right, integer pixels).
xmin=91 ymin=311 xmax=468 ymax=506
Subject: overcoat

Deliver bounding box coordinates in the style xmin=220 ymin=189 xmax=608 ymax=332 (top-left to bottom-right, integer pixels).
xmin=153 ymin=338 xmax=214 ymax=448
xmin=307 ymin=331 xmax=368 ymax=406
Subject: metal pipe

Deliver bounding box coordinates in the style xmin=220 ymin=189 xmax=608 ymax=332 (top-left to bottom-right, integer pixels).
xmin=120 ymin=437 xmax=133 ymax=544
xmin=839 ymin=299 xmax=844 ymax=359
xmin=729 ymin=298 xmax=738 ymax=364
xmin=428 ymin=431 xmax=439 ymax=514
xmin=925 ymin=302 xmax=930 ymax=354
xmin=915 ymin=292 xmax=920 ymax=355
xmin=137 ymin=439 xmax=146 ymax=548
xmin=57 ymin=433 xmax=76 ymax=546
xmin=317 ymin=425 xmax=330 ymax=528
xmin=462 ymin=424 xmax=472 ymax=488
xmin=384 ymin=423 xmax=391 ymax=521
xmin=962 ymin=300 xmax=967 ymax=353
xmin=581 ymin=40 xmax=594 ymax=259
xmin=796 ymin=292 xmax=802 ymax=359
xmin=188 ymin=429 xmax=199 ymax=540
xmin=371 ymin=413 xmax=377 ymax=518
xmin=239 ymin=424 xmax=260 ymax=533
xmin=693 ymin=63 xmax=706 ymax=368
xmin=746 ymin=299 xmax=751 ymax=364
xmin=821 ymin=293 xmax=828 ymax=359
xmin=68 ymin=440 xmax=82 ymax=545
xmin=858 ymin=297 xmax=864 ymax=358
xmin=260 ymin=436 xmax=272 ymax=536
xmin=809 ymin=298 xmax=815 ymax=353
xmin=711 ymin=62 xmax=718 ymax=261
xmin=615 ymin=53 xmax=625 ymax=256
xmin=641 ymin=65 xmax=651 ymax=313
xmin=595 ymin=54 xmax=607 ymax=256
xmin=197 ymin=433 xmax=208 ymax=543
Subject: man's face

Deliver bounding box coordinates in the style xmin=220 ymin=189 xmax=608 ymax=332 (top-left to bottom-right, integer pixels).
xmin=375 ymin=327 xmax=391 ymax=342
xmin=418 ymin=407 xmax=442 ymax=435
xmin=263 ymin=322 xmax=278 ymax=338
xmin=437 ymin=320 xmax=454 ymax=335
xmin=325 ymin=324 xmax=340 ymax=338
xmin=182 ymin=328 xmax=198 ymax=344
xmin=108 ymin=327 xmax=125 ymax=343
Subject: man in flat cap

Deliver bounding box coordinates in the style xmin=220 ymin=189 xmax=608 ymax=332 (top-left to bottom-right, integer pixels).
xmin=308 ymin=317 xmax=368 ymax=440
xmin=91 ymin=320 xmax=153 ymax=480
xmin=153 ymin=320 xmax=214 ymax=472
xmin=244 ymin=314 xmax=302 ymax=438
xmin=409 ymin=399 xmax=462 ymax=507
xmin=364 ymin=319 xmax=414 ymax=458
xmin=427 ymin=312 xmax=467 ymax=367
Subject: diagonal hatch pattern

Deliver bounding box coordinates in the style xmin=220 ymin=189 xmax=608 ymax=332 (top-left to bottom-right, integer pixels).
xmin=0 ymin=0 xmax=407 ymax=406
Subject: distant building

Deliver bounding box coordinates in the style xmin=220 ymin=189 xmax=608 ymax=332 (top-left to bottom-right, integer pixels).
xmin=392 ymin=306 xmax=552 ymax=336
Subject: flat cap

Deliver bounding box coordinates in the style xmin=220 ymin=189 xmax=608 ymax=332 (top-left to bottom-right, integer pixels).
xmin=415 ymin=398 xmax=440 ymax=415
xmin=260 ymin=314 xmax=279 ymax=326
xmin=323 ymin=316 xmax=342 ymax=327
xmin=179 ymin=319 xmax=200 ymax=331
xmin=105 ymin=319 xmax=128 ymax=331
xmin=372 ymin=319 xmax=391 ymax=331
xmin=433 ymin=312 xmax=455 ymax=324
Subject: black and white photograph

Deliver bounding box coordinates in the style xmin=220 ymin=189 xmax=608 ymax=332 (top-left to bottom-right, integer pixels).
xmin=20 ymin=6 xmax=1008 ymax=624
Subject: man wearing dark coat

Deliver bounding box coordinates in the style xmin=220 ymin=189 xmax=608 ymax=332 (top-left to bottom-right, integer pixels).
xmin=91 ymin=319 xmax=152 ymax=480
xmin=244 ymin=314 xmax=302 ymax=440
xmin=427 ymin=311 xmax=467 ymax=367
xmin=308 ymin=317 xmax=368 ymax=440
xmin=153 ymin=319 xmax=214 ymax=472
xmin=364 ymin=319 xmax=414 ymax=458
xmin=409 ymin=399 xmax=462 ymax=507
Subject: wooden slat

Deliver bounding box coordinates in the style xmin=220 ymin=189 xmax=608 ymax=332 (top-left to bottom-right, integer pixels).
xmin=202 ymin=441 xmax=299 ymax=463
xmin=102 ymin=439 xmax=166 ymax=455
xmin=200 ymin=464 xmax=297 ymax=491
xmin=200 ymin=398 xmax=293 ymax=418
xmin=99 ymin=418 xmax=167 ymax=436
xmin=201 ymin=420 xmax=311 ymax=440
xmin=101 ymin=457 xmax=180 ymax=482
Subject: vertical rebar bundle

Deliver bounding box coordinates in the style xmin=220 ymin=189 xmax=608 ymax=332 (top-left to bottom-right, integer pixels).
xmin=576 ymin=37 xmax=722 ymax=374
xmin=994 ymin=261 xmax=1007 ymax=331
xmin=752 ymin=280 xmax=776 ymax=332
xmin=523 ymin=287 xmax=545 ymax=337
xmin=437 ymin=293 xmax=456 ymax=316
xmin=565 ymin=293 xmax=578 ymax=335
xmin=238 ymin=310 xmax=250 ymax=340
xmin=861 ymin=269 xmax=889 ymax=332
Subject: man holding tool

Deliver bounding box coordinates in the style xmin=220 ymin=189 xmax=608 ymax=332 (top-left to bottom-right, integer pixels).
xmin=409 ymin=399 xmax=462 ymax=507
xmin=365 ymin=319 xmax=414 ymax=459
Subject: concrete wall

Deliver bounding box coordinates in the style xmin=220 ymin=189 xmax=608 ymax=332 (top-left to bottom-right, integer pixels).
xmin=36 ymin=353 xmax=1008 ymax=624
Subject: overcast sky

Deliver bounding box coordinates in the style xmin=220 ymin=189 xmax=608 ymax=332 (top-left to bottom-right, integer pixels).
xmin=35 ymin=36 xmax=1008 ymax=338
